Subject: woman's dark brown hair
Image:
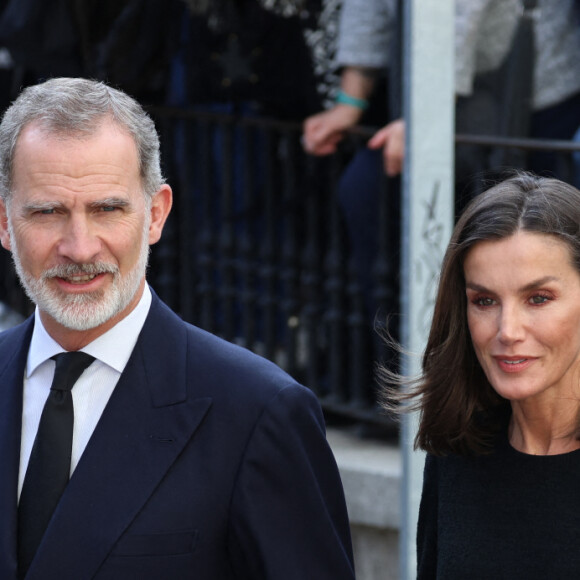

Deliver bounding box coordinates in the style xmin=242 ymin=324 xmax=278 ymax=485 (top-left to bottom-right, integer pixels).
xmin=387 ymin=172 xmax=580 ymax=456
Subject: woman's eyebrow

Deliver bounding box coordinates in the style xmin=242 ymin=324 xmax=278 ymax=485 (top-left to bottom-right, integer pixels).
xmin=465 ymin=276 xmax=560 ymax=293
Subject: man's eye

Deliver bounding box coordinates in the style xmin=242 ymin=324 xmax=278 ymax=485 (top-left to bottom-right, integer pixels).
xmin=101 ymin=206 xmax=117 ymax=212
xmin=39 ymin=209 xmax=55 ymax=215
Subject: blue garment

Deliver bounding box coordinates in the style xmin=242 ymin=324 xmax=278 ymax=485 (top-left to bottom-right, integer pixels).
xmin=529 ymin=90 xmax=580 ymax=180
xmin=0 ymin=290 xmax=355 ymax=579
xmin=336 ymin=147 xmax=400 ymax=325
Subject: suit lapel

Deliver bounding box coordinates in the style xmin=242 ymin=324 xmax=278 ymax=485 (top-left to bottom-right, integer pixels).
xmin=26 ymin=296 xmax=212 ymax=580
xmin=0 ymin=318 xmax=33 ymax=580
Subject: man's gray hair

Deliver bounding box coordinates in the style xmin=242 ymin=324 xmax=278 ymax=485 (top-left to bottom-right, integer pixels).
xmin=0 ymin=77 xmax=164 ymax=202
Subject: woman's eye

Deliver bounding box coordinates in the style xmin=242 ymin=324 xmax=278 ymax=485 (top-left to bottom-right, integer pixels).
xmin=530 ymin=294 xmax=549 ymax=305
xmin=475 ymin=297 xmax=495 ymax=306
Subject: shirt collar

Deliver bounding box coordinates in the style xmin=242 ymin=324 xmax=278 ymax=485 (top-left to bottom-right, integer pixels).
xmin=27 ymin=285 xmax=152 ymax=377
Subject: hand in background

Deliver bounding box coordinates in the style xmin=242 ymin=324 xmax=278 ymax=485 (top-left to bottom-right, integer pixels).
xmin=368 ymin=118 xmax=405 ymax=176
xmin=302 ymin=104 xmax=364 ymax=156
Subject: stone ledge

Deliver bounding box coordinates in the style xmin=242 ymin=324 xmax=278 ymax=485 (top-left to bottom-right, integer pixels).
xmin=0 ymin=302 xmax=24 ymax=332
xmin=327 ymin=427 xmax=401 ymax=530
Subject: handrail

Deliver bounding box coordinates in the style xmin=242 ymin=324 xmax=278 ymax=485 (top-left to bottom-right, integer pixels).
xmin=455 ymin=133 xmax=580 ymax=153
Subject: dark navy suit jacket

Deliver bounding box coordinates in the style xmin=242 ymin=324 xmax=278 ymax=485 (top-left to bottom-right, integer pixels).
xmin=0 ymin=291 xmax=355 ymax=579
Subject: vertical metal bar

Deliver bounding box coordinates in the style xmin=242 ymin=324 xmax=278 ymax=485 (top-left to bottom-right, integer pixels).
xmin=259 ymin=127 xmax=278 ymax=361
xmin=219 ymin=118 xmax=237 ymax=341
xmin=151 ymin=116 xmax=178 ymax=309
xmin=346 ymin=252 xmax=369 ymax=408
xmin=178 ymin=118 xmax=194 ymax=322
xmin=239 ymin=124 xmax=257 ymax=350
xmin=324 ymin=153 xmax=347 ymax=403
xmin=197 ymin=118 xmax=216 ymax=332
xmin=280 ymin=129 xmax=299 ymax=376
xmin=301 ymin=157 xmax=323 ymax=394
xmin=400 ymin=1 xmax=455 ymax=579
xmin=373 ymin=174 xmax=400 ymax=381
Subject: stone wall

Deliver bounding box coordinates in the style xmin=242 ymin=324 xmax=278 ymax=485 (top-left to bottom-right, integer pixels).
xmin=327 ymin=428 xmax=401 ymax=580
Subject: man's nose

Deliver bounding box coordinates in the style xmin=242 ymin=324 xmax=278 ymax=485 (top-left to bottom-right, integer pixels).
xmin=57 ymin=216 xmax=102 ymax=263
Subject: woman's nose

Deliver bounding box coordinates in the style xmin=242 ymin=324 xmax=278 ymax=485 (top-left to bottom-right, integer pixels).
xmin=497 ymin=305 xmax=526 ymax=344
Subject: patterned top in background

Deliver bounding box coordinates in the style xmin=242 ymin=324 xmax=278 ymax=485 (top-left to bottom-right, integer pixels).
xmin=180 ymin=0 xmax=342 ymax=109
xmin=335 ymin=0 xmax=580 ymax=111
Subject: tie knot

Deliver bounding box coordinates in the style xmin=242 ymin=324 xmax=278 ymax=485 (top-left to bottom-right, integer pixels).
xmin=50 ymin=352 xmax=96 ymax=393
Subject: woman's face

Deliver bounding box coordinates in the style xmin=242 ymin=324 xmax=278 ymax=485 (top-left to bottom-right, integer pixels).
xmin=464 ymin=230 xmax=580 ymax=405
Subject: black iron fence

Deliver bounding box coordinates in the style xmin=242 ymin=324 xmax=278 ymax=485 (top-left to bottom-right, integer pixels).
xmin=2 ymin=109 xmax=580 ymax=434
xmin=148 ymin=108 xmax=401 ymax=433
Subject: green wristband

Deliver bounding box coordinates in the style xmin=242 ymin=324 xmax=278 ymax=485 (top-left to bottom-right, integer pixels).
xmin=335 ymin=89 xmax=369 ymax=110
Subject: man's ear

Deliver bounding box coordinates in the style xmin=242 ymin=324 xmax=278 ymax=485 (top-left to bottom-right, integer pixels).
xmin=0 ymin=200 xmax=11 ymax=251
xmin=148 ymin=184 xmax=173 ymax=246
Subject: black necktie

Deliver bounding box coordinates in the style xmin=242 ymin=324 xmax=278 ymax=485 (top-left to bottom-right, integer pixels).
xmin=18 ymin=351 xmax=95 ymax=577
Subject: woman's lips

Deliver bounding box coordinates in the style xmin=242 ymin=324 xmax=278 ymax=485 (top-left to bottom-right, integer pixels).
xmin=493 ymin=356 xmax=536 ymax=373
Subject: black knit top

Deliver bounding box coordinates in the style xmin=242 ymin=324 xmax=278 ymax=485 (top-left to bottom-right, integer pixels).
xmin=417 ymin=431 xmax=580 ymax=579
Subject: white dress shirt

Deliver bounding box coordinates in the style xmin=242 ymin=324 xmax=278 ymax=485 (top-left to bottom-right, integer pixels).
xmin=18 ymin=285 xmax=152 ymax=499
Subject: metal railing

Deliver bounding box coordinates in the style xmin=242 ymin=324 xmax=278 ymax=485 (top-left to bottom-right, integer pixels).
xmin=2 ymin=109 xmax=579 ymax=433
xmin=148 ymin=108 xmax=400 ymax=433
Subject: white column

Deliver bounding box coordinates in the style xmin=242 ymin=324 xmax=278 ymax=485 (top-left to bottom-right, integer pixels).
xmin=399 ymin=1 xmax=455 ymax=578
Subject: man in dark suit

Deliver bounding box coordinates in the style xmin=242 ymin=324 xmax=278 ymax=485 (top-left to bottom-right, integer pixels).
xmin=0 ymin=77 xmax=355 ymax=579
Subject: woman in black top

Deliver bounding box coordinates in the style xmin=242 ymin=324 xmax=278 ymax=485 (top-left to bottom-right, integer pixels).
xmin=387 ymin=172 xmax=580 ymax=578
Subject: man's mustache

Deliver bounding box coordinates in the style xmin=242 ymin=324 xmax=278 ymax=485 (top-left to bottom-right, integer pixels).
xmin=41 ymin=262 xmax=119 ymax=280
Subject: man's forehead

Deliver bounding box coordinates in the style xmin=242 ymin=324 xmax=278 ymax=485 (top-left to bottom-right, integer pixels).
xmin=17 ymin=117 xmax=132 ymax=146
xmin=12 ymin=121 xmax=139 ymax=174
xmin=9 ymin=131 xmax=141 ymax=203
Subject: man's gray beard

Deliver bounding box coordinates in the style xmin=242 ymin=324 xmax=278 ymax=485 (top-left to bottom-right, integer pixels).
xmin=8 ymin=220 xmax=151 ymax=331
